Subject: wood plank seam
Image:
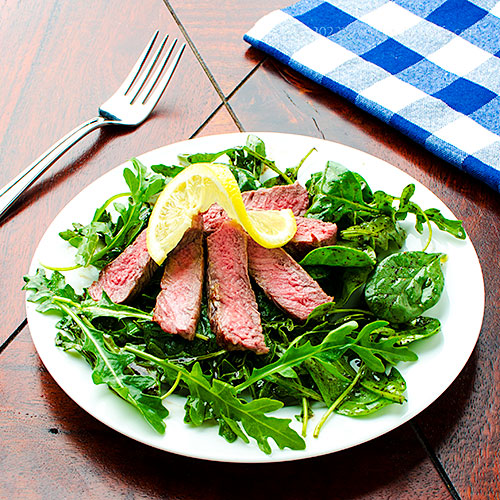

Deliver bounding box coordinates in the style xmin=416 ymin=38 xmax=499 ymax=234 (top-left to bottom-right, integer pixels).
xmin=410 ymin=421 xmax=462 ymax=500
xmin=190 ymin=59 xmax=268 ymax=137
xmin=161 ymin=0 xmax=244 ymax=131
xmin=0 ymin=318 xmax=27 ymax=357
xmin=189 ymin=101 xmax=227 ymax=137
xmin=225 ymin=58 xmax=267 ymax=103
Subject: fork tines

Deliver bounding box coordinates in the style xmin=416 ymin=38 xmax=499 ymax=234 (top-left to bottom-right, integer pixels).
xmin=123 ymin=31 xmax=186 ymax=106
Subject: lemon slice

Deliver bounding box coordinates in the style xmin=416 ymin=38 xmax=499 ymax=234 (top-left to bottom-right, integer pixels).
xmin=146 ymin=162 xmax=297 ymax=264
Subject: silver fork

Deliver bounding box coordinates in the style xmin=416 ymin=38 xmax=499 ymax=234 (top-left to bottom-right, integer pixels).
xmin=0 ymin=31 xmax=185 ymax=220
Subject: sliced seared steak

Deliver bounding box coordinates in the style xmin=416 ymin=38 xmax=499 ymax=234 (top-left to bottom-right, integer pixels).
xmin=206 ymin=221 xmax=268 ymax=354
xmin=202 ymin=182 xmax=309 ymax=233
xmin=247 ymin=239 xmax=333 ymax=321
xmin=285 ymin=217 xmax=337 ymax=258
xmin=88 ymin=229 xmax=157 ymax=304
xmin=152 ymin=216 xmax=204 ymax=340
xmin=243 ymin=181 xmax=309 ymax=215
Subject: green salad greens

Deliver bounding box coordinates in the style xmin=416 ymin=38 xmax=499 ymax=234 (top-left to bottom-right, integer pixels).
xmin=24 ymin=135 xmax=465 ymax=454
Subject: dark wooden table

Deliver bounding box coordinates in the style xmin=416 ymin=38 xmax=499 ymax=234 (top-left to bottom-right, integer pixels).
xmin=1 ymin=1 xmax=498 ymax=498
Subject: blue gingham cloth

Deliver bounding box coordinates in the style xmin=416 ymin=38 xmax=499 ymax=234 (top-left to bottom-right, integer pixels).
xmin=244 ymin=0 xmax=500 ymax=192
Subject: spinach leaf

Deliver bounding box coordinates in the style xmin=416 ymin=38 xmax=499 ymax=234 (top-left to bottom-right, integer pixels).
xmin=337 ymin=367 xmax=406 ymax=415
xmin=299 ymin=244 xmax=376 ymax=268
xmin=306 ymin=161 xmax=380 ymax=224
xmin=305 ymin=358 xmax=350 ymax=405
xmin=336 ymin=267 xmax=372 ymax=307
xmin=393 ymin=317 xmax=441 ymax=345
xmin=364 ymin=251 xmax=446 ymax=323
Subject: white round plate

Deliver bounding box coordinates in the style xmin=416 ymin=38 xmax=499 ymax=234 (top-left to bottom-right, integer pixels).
xmin=26 ymin=132 xmax=484 ymax=463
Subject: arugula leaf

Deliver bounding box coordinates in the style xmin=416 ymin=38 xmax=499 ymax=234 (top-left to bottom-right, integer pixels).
xmin=236 ymin=321 xmax=358 ymax=392
xmin=178 ymin=134 xmax=293 ymax=190
xmin=307 ymin=161 xmax=465 ymax=243
xmin=348 ymin=321 xmax=418 ymax=373
xmin=209 ymin=378 xmax=304 ymax=454
xmin=23 ymin=269 xmax=81 ymax=313
xmin=150 ymin=163 xmax=184 ymax=178
xmin=417 ymin=208 xmax=466 ymax=240
xmin=133 ymin=358 xmax=305 ymax=453
xmin=340 ymin=216 xmax=406 ymax=253
xmin=364 ymin=251 xmax=446 ymax=323
xmin=78 ymin=293 xmax=153 ymax=321
xmin=55 ymin=299 xmax=168 ymax=433
xmin=58 ymin=158 xmax=168 ymax=269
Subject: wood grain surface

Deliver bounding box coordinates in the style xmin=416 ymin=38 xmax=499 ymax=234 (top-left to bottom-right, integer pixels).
xmin=1 ymin=0 xmax=498 ymax=498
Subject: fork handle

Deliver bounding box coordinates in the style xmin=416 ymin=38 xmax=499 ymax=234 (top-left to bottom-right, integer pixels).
xmin=0 ymin=116 xmax=109 ymax=220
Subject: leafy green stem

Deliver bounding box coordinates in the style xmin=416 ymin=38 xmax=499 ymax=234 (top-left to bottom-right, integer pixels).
xmin=286 ymin=147 xmax=316 ymax=182
xmin=54 ymin=299 xmax=125 ymax=389
xmin=125 ymin=344 xmax=170 ymax=365
xmin=162 ymin=371 xmax=182 ymax=399
xmin=301 ymin=397 xmax=309 ymax=438
xmin=242 ymin=146 xmax=294 ymax=184
xmin=94 ymin=192 xmax=132 ymax=220
xmin=313 ymin=365 xmax=365 ymax=438
xmin=413 ymin=202 xmax=433 ymax=251
xmin=40 ymin=262 xmax=82 ymax=272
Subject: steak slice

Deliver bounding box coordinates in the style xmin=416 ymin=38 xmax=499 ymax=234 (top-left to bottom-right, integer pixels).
xmin=202 ymin=182 xmax=309 ymax=233
xmin=243 ymin=181 xmax=309 ymax=215
xmin=247 ymin=239 xmax=333 ymax=321
xmin=206 ymin=221 xmax=268 ymax=354
xmin=285 ymin=217 xmax=337 ymax=258
xmin=152 ymin=216 xmax=204 ymax=340
xmin=88 ymin=229 xmax=157 ymax=304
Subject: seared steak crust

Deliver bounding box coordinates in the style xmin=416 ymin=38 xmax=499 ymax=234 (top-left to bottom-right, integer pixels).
xmin=285 ymin=217 xmax=337 ymax=258
xmin=247 ymin=239 xmax=333 ymax=321
xmin=152 ymin=216 xmax=204 ymax=340
xmin=88 ymin=229 xmax=157 ymax=304
xmin=206 ymin=221 xmax=268 ymax=354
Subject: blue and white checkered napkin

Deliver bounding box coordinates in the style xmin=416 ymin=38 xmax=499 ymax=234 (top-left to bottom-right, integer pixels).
xmin=244 ymin=0 xmax=500 ymax=192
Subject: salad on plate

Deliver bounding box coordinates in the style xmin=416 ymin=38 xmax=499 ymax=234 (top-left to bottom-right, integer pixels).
xmin=24 ymin=134 xmax=467 ymax=455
